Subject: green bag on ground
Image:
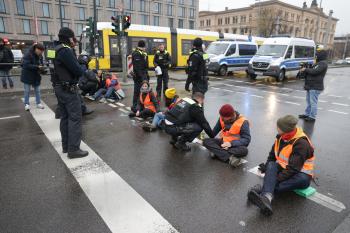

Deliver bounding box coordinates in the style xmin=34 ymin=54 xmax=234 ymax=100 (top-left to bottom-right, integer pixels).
xmin=294 ymin=186 xmax=316 ymax=197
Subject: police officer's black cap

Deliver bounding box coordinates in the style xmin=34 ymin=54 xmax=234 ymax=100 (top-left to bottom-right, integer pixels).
xmin=58 ymin=27 xmax=75 ymax=38
xmin=138 ymin=40 xmax=146 ymax=48
xmin=193 ymin=38 xmax=203 ymax=48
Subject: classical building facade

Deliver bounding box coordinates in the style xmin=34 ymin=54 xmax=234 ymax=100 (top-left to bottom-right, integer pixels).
xmin=198 ymin=0 xmax=338 ymax=48
xmin=332 ymin=35 xmax=350 ymax=59
xmin=0 ymin=0 xmax=198 ymax=47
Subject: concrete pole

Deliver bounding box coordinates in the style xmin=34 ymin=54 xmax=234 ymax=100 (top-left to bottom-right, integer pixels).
xmin=314 ymin=0 xmax=323 ymax=43
xmin=31 ymin=0 xmax=39 ymax=42
xmin=343 ymin=34 xmax=349 ymax=60
xmin=323 ymin=10 xmax=333 ymax=49
xmin=120 ymin=0 xmax=128 ymax=82
xmin=93 ymin=0 xmax=99 ymax=69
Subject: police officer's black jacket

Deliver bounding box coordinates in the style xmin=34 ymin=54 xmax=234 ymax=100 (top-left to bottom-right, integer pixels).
xmin=132 ymin=48 xmax=148 ymax=81
xmin=165 ymin=98 xmax=214 ymax=138
xmin=304 ymin=60 xmax=328 ymax=91
xmin=153 ymin=50 xmax=171 ymax=69
xmin=187 ymin=48 xmax=208 ymax=81
xmin=53 ymin=43 xmax=85 ymax=84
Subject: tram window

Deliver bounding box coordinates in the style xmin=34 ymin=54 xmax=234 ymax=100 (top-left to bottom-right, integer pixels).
xmin=181 ymin=40 xmax=193 ymax=55
xmin=149 ymin=38 xmax=167 ymax=55
xmin=131 ymin=37 xmax=149 ymax=51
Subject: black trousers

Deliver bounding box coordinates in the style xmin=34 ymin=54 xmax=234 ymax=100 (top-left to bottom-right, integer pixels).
xmin=133 ymin=78 xmax=142 ymax=109
xmin=165 ymin=122 xmax=203 ymax=143
xmin=55 ymin=94 xmax=86 ymax=118
xmin=54 ymin=86 xmax=82 ymax=152
xmin=130 ymin=108 xmax=155 ymax=119
xmin=203 ymin=138 xmax=248 ymax=162
xmin=80 ymin=82 xmax=97 ymax=96
xmin=156 ymin=68 xmax=169 ymax=97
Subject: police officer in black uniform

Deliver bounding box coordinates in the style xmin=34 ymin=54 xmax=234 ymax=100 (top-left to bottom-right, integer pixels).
xmin=164 ymin=92 xmax=214 ymax=151
xmin=185 ymin=38 xmax=209 ymax=94
xmin=153 ymin=44 xmax=171 ymax=98
xmin=131 ymin=40 xmax=149 ymax=111
xmin=53 ymin=27 xmax=88 ymax=158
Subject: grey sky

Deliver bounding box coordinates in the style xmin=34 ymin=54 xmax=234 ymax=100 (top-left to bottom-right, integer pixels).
xmin=199 ymin=0 xmax=349 ymax=35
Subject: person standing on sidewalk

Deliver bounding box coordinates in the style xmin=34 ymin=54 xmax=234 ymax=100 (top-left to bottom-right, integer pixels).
xmin=21 ymin=43 xmax=46 ymax=111
xmin=131 ymin=40 xmax=149 ymax=112
xmin=0 ymin=38 xmax=14 ymax=89
xmin=299 ymin=50 xmax=328 ymax=122
xmin=153 ymin=44 xmax=171 ymax=98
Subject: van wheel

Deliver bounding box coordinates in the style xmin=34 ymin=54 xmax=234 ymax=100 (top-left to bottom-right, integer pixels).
xmin=276 ymin=69 xmax=286 ymax=82
xmin=218 ymin=65 xmax=227 ymax=76
xmin=249 ymin=73 xmax=257 ymax=80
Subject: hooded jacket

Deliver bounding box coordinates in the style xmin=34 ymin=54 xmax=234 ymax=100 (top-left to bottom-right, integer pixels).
xmin=304 ymin=51 xmax=328 ymax=91
xmin=20 ymin=46 xmax=43 ymax=86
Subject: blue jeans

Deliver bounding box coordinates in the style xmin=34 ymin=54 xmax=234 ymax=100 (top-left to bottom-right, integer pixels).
xmin=24 ymin=84 xmax=41 ymax=105
xmin=152 ymin=112 xmax=165 ymax=127
xmin=305 ymin=90 xmax=321 ymax=119
xmin=261 ymin=162 xmax=311 ymax=197
xmin=105 ymin=87 xmax=117 ymax=99
xmin=1 ymin=70 xmax=13 ymax=87
xmin=93 ymin=88 xmax=106 ymax=99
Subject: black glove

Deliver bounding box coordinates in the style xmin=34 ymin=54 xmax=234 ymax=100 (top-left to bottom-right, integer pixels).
xmin=258 ymin=163 xmax=267 ymax=173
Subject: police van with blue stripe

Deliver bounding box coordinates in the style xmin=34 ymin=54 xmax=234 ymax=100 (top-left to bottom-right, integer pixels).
xmin=206 ymin=40 xmax=258 ymax=76
xmin=247 ymin=36 xmax=316 ymax=82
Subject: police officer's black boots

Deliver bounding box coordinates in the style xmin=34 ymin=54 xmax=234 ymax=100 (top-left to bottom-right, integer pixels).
xmin=174 ymin=137 xmax=191 ymax=152
xmin=68 ymin=149 xmax=89 ymax=159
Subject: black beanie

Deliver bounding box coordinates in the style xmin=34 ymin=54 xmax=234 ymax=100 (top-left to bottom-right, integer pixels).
xmin=277 ymin=115 xmax=298 ymax=133
xmin=58 ymin=27 xmax=75 ymax=39
xmin=138 ymin=40 xmax=146 ymax=48
xmin=193 ymin=37 xmax=203 ymax=48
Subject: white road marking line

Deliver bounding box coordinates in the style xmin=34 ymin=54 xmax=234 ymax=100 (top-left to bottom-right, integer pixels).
xmin=279 ymin=93 xmax=290 ymax=96
xmin=119 ymin=108 xmax=129 ymax=114
xmin=27 ymin=99 xmax=178 ymax=233
xmin=126 ymin=106 xmax=131 ymax=111
xmin=318 ymin=100 xmax=327 ymax=103
xmin=250 ymin=94 xmax=264 ymax=99
xmin=215 ymin=77 xmax=223 ymax=80
xmin=248 ymin=166 xmax=346 ymax=212
xmin=295 ymin=90 xmax=305 ymax=93
xmin=328 ymin=110 xmax=349 ymax=115
xmin=318 ymin=107 xmax=324 ymax=110
xmin=284 ymin=101 xmax=301 ymax=106
xmin=224 ymin=84 xmax=234 ymax=87
xmin=222 ymin=89 xmax=235 ymax=93
xmin=292 ymin=96 xmax=305 ymax=99
xmin=116 ymin=102 xmax=125 ymax=107
xmin=108 ymin=103 xmax=117 ymax=108
xmin=0 ymin=115 xmax=20 ymax=120
xmin=328 ymin=94 xmax=343 ymax=98
xmin=332 ymin=102 xmax=350 ymax=107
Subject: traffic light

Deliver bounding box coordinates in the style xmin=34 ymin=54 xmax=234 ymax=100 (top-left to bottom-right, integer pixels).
xmin=122 ymin=15 xmax=131 ymax=30
xmin=86 ymin=17 xmax=94 ymax=37
xmin=111 ymin=16 xmax=120 ymax=35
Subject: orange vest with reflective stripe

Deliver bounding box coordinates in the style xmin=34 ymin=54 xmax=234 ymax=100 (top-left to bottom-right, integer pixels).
xmin=105 ymin=74 xmax=121 ymax=90
xmin=219 ymin=116 xmax=247 ymax=143
xmin=274 ymin=127 xmax=315 ymax=177
xmin=140 ymin=93 xmax=156 ymax=113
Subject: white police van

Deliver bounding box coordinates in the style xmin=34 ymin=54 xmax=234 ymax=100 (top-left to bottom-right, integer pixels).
xmin=247 ymin=36 xmax=316 ymax=81
xmin=206 ymin=40 xmax=258 ymax=76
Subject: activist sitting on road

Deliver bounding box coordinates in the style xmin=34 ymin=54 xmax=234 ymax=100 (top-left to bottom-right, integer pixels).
xmin=142 ymin=87 xmax=180 ymax=132
xmin=164 ymin=92 xmax=214 ymax=152
xmin=129 ymin=81 xmax=160 ymax=119
xmin=203 ymin=104 xmax=251 ymax=167
xmin=247 ymin=115 xmax=315 ymax=216
xmin=91 ymin=73 xmax=123 ymax=103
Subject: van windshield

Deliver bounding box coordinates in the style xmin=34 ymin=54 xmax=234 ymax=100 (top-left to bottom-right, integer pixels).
xmin=256 ymin=44 xmax=287 ymax=57
xmin=206 ymin=43 xmax=229 ymax=55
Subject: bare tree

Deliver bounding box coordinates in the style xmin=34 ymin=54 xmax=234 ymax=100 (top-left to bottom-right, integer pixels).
xmin=257 ymin=8 xmax=283 ymax=37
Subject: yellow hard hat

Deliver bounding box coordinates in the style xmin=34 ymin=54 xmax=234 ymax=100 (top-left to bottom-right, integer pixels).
xmin=165 ymin=88 xmax=176 ymax=99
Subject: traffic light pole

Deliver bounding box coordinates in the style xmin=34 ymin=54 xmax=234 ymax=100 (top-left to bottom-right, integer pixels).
xmin=93 ymin=0 xmax=99 ymax=70
xmin=120 ymin=0 xmax=128 ymax=83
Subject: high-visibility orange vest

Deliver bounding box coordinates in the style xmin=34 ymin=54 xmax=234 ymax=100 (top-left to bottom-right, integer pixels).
xmin=105 ymin=74 xmax=121 ymax=90
xmin=274 ymin=127 xmax=315 ymax=177
xmin=140 ymin=93 xmax=156 ymax=113
xmin=219 ymin=115 xmax=247 ymax=143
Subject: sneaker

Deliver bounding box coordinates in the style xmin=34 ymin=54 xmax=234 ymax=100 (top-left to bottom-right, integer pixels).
xmin=174 ymin=141 xmax=191 ymax=152
xmin=305 ymin=117 xmax=316 ymax=122
xmin=247 ymin=184 xmax=263 ymax=202
xmin=25 ymin=104 xmax=30 ymax=111
xmin=247 ymin=190 xmax=273 ymax=216
xmin=229 ymin=155 xmax=242 ymax=168
xmin=99 ymin=97 xmax=106 ymax=103
xmin=86 ymin=95 xmax=95 ymax=101
xmin=37 ymin=104 xmax=44 ymax=109
xmin=106 ymin=98 xmax=115 ymax=103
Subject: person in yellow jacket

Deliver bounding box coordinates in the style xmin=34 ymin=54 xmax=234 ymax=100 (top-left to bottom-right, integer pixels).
xmin=247 ymin=115 xmax=315 ymax=216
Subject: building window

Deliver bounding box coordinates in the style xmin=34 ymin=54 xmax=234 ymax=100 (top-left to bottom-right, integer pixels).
xmin=23 ymin=19 xmax=30 ymax=34
xmin=0 ymin=0 xmax=6 ymax=13
xmin=153 ymin=2 xmax=161 ymax=14
xmin=140 ymin=0 xmax=146 ymax=12
xmin=178 ymin=0 xmax=184 ymax=4
xmin=200 ymin=20 xmax=204 ymax=27
xmin=108 ymin=0 xmax=115 ymax=8
xmin=206 ymin=19 xmax=211 ymax=26
xmin=141 ymin=14 xmax=148 ymax=25
xmin=153 ymin=16 xmax=159 ymax=26
xmin=40 ymin=21 xmax=48 ymax=35
xmin=78 ymin=7 xmax=85 ymax=20
xmin=76 ymin=23 xmax=83 ymax=36
xmin=60 ymin=5 xmax=65 ymax=19
xmin=96 ymin=0 xmax=100 ymax=6
xmin=42 ymin=3 xmax=50 ymax=17
xmin=224 ymin=28 xmax=229 ymax=33
xmin=232 ymin=28 xmax=237 ymax=34
xmin=63 ymin=22 xmax=70 ymax=28
xmin=16 ymin=0 xmax=25 ymax=15
xmin=178 ymin=19 xmax=183 ymax=28
xmin=125 ymin=0 xmax=133 ymax=10
xmin=189 ymin=0 xmax=194 ymax=6
xmin=189 ymin=20 xmax=194 ymax=29
xmin=178 ymin=6 xmax=185 ymax=18
xmin=74 ymin=0 xmax=81 ymax=3
xmin=218 ymin=18 xmax=222 ymax=25
xmin=189 ymin=8 xmax=195 ymax=19
xmin=167 ymin=4 xmax=173 ymax=16
xmin=168 ymin=18 xmax=174 ymax=28
xmin=0 ymin=17 xmax=5 ymax=32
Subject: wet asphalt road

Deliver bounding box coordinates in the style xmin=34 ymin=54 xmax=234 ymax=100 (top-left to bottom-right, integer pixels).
xmin=1 ymin=67 xmax=350 ymax=233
